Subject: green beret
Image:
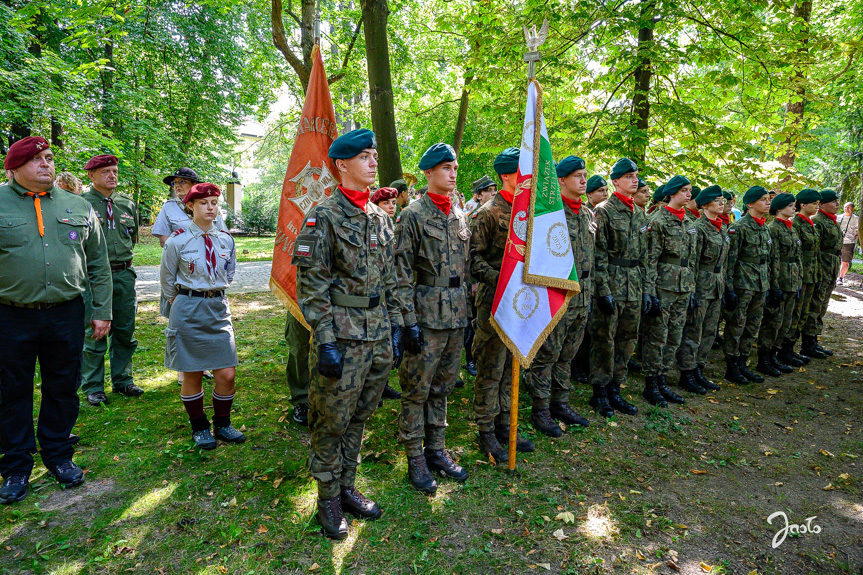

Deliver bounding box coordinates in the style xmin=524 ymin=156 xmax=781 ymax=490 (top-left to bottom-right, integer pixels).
xmin=742 ymin=185 xmax=769 ymax=205
xmin=472 ymin=175 xmax=495 ymax=195
xmin=637 ymin=177 xmax=647 ymax=189
xmin=586 ymin=175 xmax=607 ymax=194
xmin=555 ymin=156 xmax=586 ymax=178
xmin=770 ymin=192 xmax=795 ymax=214
xmin=328 ymin=128 xmax=376 ymax=160
xmin=691 ymin=185 xmax=702 ymax=196
xmin=820 ymin=189 xmax=839 ymax=203
xmin=796 ymin=188 xmax=821 ymax=204
xmin=609 ymin=158 xmax=638 ymax=180
xmin=419 ymin=143 xmax=457 ymax=171
xmin=695 ymin=185 xmax=723 ymax=207
xmin=390 ymin=179 xmax=408 ymax=193
xmin=493 ymin=147 xmax=520 ymax=175
xmin=663 ymin=175 xmax=691 ymax=198
xmin=722 ymin=190 xmax=734 ymax=201
xmin=652 ymin=185 xmax=666 ymax=203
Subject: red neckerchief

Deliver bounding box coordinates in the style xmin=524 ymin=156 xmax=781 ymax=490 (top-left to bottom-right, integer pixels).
xmin=498 ymin=188 xmax=514 ymax=205
xmin=818 ymin=209 xmax=837 ymax=223
xmin=687 ymin=208 xmax=701 ymax=219
xmin=776 ymin=217 xmax=793 ymax=229
xmin=752 ymin=216 xmax=766 ymax=227
xmin=339 ymin=185 xmax=370 ymax=211
xmin=613 ymin=191 xmax=633 ymax=211
xmin=665 ymin=205 xmax=685 ymax=221
xmin=709 ymin=217 xmax=723 ymax=232
xmin=427 ymin=191 xmax=452 ymax=215
xmin=797 ymin=214 xmax=814 ymax=225
xmin=561 ymin=195 xmax=582 ymax=214
xmin=718 ymin=213 xmax=730 ymax=225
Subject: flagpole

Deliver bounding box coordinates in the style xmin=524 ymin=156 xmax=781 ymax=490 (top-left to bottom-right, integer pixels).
xmin=508 ymin=362 xmax=520 ymax=472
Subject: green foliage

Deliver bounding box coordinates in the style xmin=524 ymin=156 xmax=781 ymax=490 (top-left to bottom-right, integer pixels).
xmin=236 ymin=188 xmax=279 ymax=235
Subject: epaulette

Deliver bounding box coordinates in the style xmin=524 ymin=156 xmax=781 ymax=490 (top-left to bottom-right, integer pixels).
xmin=171 ymin=228 xmax=185 ymax=237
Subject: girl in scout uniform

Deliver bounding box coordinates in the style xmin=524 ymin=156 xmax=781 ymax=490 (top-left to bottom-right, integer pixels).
xmin=160 ymin=183 xmax=245 ymax=450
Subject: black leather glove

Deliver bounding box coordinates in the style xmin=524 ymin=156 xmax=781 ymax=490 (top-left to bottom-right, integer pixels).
xmin=317 ymin=342 xmax=344 ymax=380
xmin=641 ymin=293 xmax=653 ymax=316
xmin=689 ymin=293 xmax=700 ymax=311
xmin=404 ymin=323 xmax=424 ymax=354
xmin=649 ymin=294 xmax=662 ymax=317
xmin=766 ymin=288 xmax=783 ymax=308
xmin=724 ymin=289 xmax=739 ymax=312
xmin=597 ymin=294 xmax=615 ymax=316
xmin=391 ymin=325 xmax=403 ymax=369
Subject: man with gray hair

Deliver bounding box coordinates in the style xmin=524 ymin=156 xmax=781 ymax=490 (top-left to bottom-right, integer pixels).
xmin=837 ymin=201 xmax=858 ymax=285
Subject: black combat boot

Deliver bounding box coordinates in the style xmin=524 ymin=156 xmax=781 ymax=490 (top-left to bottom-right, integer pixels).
xmin=815 ymin=340 xmax=834 ymax=356
xmin=478 ymin=431 xmax=508 ymax=463
xmin=695 ymin=365 xmax=720 ymax=391
xmin=318 ymin=496 xmax=349 ymax=540
xmin=785 ymin=340 xmax=810 ymax=364
xmin=495 ymin=425 xmax=535 ymax=453
xmin=713 ymin=333 xmax=724 ymax=349
xmin=769 ymin=348 xmax=793 ymax=373
xmin=777 ymin=342 xmax=804 ymax=367
xmin=800 ymin=335 xmax=828 ymax=359
xmin=739 ymin=355 xmax=765 ymax=382
xmin=755 ymin=348 xmax=781 ymax=377
xmin=607 ymin=383 xmax=638 ymax=415
xmin=530 ymin=408 xmax=563 ymax=438
xmin=424 ymin=448 xmax=468 ymax=482
xmin=341 ymin=485 xmax=383 ymax=520
xmin=549 ymin=401 xmax=589 ymax=427
xmin=656 ymin=374 xmax=686 ymax=403
xmin=642 ymin=376 xmax=668 ymax=407
xmin=724 ymin=356 xmax=749 ymax=384
xmin=589 ymin=385 xmax=615 ymax=418
xmin=677 ymin=370 xmax=706 ymax=395
xmin=407 ymin=455 xmax=438 ymax=494
xmin=627 ymin=357 xmax=642 ymax=373
xmin=381 ymin=384 xmax=401 ymax=400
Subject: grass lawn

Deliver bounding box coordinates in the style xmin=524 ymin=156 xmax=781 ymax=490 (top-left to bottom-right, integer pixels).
xmin=133 ymin=227 xmax=276 ymax=267
xmin=1 ymin=292 xmax=861 ymax=575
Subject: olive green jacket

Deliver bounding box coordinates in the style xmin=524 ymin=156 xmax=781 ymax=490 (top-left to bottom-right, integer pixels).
xmin=693 ymin=216 xmax=729 ymax=300
xmin=645 ymin=207 xmax=697 ymax=295
xmin=725 ymin=213 xmax=770 ymax=292
xmin=794 ymin=214 xmax=821 ymax=285
xmin=593 ymin=193 xmax=648 ymax=302
xmin=767 ymin=219 xmax=801 ymax=293
xmin=469 ymin=192 xmax=511 ymax=307
xmin=813 ymin=211 xmax=842 ymax=282
xmin=564 ymin=201 xmax=594 ymax=307
xmin=82 ymin=187 xmax=138 ymax=264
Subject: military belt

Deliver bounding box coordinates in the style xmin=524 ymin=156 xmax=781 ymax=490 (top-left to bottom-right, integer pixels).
xmin=416 ymin=273 xmax=461 ymax=288
xmin=608 ymin=257 xmax=639 ymax=268
xmin=0 ymin=298 xmax=68 ymax=309
xmin=699 ymin=261 xmax=722 ymax=274
xmin=659 ymin=255 xmax=689 ymax=267
xmin=177 ymin=288 xmax=225 ymax=298
xmin=779 ymin=256 xmax=798 ymax=263
xmin=739 ymin=256 xmax=767 ymax=265
xmin=110 ymin=260 xmax=133 ymax=272
xmin=330 ymin=292 xmax=381 ymax=308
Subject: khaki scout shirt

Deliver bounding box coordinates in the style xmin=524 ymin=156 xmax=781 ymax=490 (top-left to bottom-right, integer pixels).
xmin=563 ymin=200 xmax=594 ymax=307
xmin=592 ymin=193 xmax=648 ymax=302
xmin=160 ymin=222 xmax=236 ymax=298
xmin=794 ymin=214 xmax=821 ymax=285
xmin=82 ymin=187 xmax=138 ymax=264
xmin=725 ymin=213 xmax=771 ymax=292
xmin=469 ymin=192 xmax=512 ymax=307
xmin=814 ymin=211 xmax=842 ymax=282
xmin=766 ymin=219 xmax=801 ymax=293
xmin=645 ymin=207 xmax=697 ymax=295
xmin=0 ymin=180 xmax=112 ymax=319
xmin=292 ymin=189 xmax=403 ymax=345
xmin=394 ymin=193 xmax=470 ymax=330
xmin=692 ymin=216 xmax=729 ymax=300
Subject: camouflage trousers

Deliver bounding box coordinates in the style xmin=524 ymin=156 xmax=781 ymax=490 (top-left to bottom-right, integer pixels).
xmin=472 ymin=302 xmax=512 ymax=432
xmin=758 ymin=292 xmax=796 ymax=349
xmin=723 ymin=289 xmax=765 ymax=358
xmin=308 ymin=337 xmax=391 ymax=499
xmin=642 ymin=289 xmax=689 ymax=377
xmin=588 ymin=298 xmax=641 ymax=386
xmin=676 ymin=296 xmax=722 ymax=371
xmin=526 ymin=304 xmax=589 ymax=410
xmin=809 ymin=277 xmax=838 ymax=336
xmin=398 ymin=327 xmax=463 ymax=457
xmin=788 ymin=282 xmax=817 ymax=342
xmin=284 ymin=313 xmax=311 ymax=406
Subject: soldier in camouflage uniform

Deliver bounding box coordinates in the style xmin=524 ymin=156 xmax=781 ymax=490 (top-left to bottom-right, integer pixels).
xmin=470 ymin=148 xmax=534 ymax=462
xmin=785 ymin=189 xmax=822 ymax=361
xmin=723 ymin=186 xmax=772 ymax=384
xmin=588 ymin=158 xmax=652 ymax=417
xmin=394 ymin=144 xmax=470 ymax=494
xmin=292 ymin=129 xmax=404 ymax=540
xmin=675 ymin=185 xmax=727 ymax=392
xmin=642 ymin=175 xmax=698 ymax=405
xmin=808 ymin=189 xmax=842 ymax=357
xmin=525 ymin=156 xmax=593 ymax=438
xmin=755 ymin=193 xmax=801 ymax=377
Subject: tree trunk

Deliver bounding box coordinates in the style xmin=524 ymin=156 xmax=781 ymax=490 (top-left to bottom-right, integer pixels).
xmin=270 ymin=0 xmax=316 ymax=93
xmin=361 ymin=0 xmax=402 ymax=186
xmin=777 ymin=0 xmax=813 ymax=169
xmin=50 ymin=117 xmax=64 ymax=149
xmin=628 ymin=1 xmax=655 ymax=164
xmin=101 ymin=41 xmax=115 ymax=134
xmin=453 ymin=73 xmax=473 ymax=155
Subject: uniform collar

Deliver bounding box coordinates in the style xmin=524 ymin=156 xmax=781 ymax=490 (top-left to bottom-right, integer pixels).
xmin=89 ymin=186 xmax=117 ymax=201
xmin=335 ymin=187 xmax=369 ymax=218
xmin=189 ymin=221 xmax=218 ymax=237
xmin=10 ymin=179 xmax=54 ymax=198
xmin=421 ymin=192 xmax=458 ymax=220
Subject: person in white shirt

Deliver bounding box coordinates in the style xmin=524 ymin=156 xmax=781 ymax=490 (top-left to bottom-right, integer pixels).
xmin=837 ymin=202 xmax=859 ymax=284
xmin=152 ymin=168 xmax=227 ymax=246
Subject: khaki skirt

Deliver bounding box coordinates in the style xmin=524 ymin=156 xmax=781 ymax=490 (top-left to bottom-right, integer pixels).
xmin=164 ymin=294 xmax=238 ymax=372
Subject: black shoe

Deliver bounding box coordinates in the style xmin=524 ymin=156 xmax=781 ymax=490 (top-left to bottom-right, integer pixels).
xmin=87 ymin=391 xmax=109 ymax=406
xmin=695 ymin=366 xmax=720 ymax=391
xmin=381 ymin=384 xmax=401 ymax=400
xmin=755 ymin=348 xmax=781 ymax=377
xmin=318 ymin=496 xmax=348 ymax=540
xmin=627 ymin=358 xmax=642 ymax=373
xmin=340 ymin=485 xmax=383 ymax=520
xmin=192 ymin=429 xmax=217 ymax=450
xmin=454 ymin=379 xmax=465 ymax=389
xmin=530 ymin=408 xmax=563 ymax=438
xmin=739 ymin=355 xmax=765 ymax=383
xmin=777 ymin=343 xmax=804 ymax=367
xmin=815 ymin=342 xmax=833 ymax=356
xmin=292 ymin=403 xmax=309 ymax=426
xmin=801 ymin=335 xmax=828 ymax=359
xmin=214 ymin=424 xmax=246 ymax=443
xmin=608 ymin=383 xmax=638 ymax=415
xmin=549 ymin=401 xmax=589 ymax=427
xmin=69 ymin=433 xmax=80 ymax=444
xmin=642 ymin=376 xmax=668 ymax=408
xmin=465 ymin=360 xmax=477 ymax=377
xmin=656 ymin=374 xmax=686 ymax=403
xmin=724 ymin=355 xmax=749 ymax=384
xmin=0 ymin=476 xmax=29 ymax=504
xmin=713 ymin=334 xmax=724 ymax=349
xmin=424 ymin=448 xmax=469 ymax=482
xmin=478 ymin=431 xmax=508 ymax=463
xmin=495 ymin=426 xmax=535 ymax=452
xmin=677 ymin=370 xmax=706 ymax=395
xmin=407 ymin=455 xmax=438 ymax=494
xmin=769 ymin=349 xmax=793 ymax=374
xmin=115 ymin=384 xmax=144 ymax=397
xmin=50 ymin=461 xmax=85 ymax=488
xmin=589 ymin=385 xmax=615 ymax=418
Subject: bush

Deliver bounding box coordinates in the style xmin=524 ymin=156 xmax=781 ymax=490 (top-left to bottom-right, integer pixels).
xmin=237 ymin=189 xmax=279 ymax=235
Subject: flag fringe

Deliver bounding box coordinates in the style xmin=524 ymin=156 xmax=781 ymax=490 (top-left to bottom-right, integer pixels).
xmin=269 ymin=276 xmax=311 ymax=330
xmin=490 ymin=288 xmax=574 ymax=369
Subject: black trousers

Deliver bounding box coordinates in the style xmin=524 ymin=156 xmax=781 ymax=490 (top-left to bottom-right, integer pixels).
xmin=0 ymin=297 xmax=84 ymax=477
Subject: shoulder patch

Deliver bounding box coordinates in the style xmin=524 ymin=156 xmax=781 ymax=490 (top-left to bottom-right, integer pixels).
xmin=396 ymin=215 xmax=402 ymax=223
xmin=728 ymin=228 xmax=736 ymax=234
xmin=306 ymin=217 xmax=316 ymax=227
xmin=171 ymin=228 xmax=185 ymax=237
xmin=291 ymin=233 xmax=319 ymax=263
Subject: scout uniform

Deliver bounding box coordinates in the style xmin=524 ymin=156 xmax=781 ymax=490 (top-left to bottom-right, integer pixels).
xmin=0 ymin=137 xmax=112 ymax=503
xmin=80 ymin=155 xmax=142 ymax=403
xmin=525 ymin=156 xmax=592 ymax=437
xmin=808 ymin=190 xmax=842 ymax=356
xmin=152 ymin=196 xmax=227 ymax=238
xmin=786 ymin=189 xmax=823 ymax=360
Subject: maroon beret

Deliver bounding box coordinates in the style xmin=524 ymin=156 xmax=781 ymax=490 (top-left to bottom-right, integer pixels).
xmin=183 ymin=182 xmax=221 ymax=204
xmin=371 ymin=186 xmax=399 ymax=204
xmin=84 ymin=154 xmax=119 ymax=171
xmin=4 ymin=136 xmax=50 ymax=170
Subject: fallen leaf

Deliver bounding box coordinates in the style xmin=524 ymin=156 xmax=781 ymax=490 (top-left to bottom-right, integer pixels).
xmin=273 ymin=477 xmax=283 ymax=489
xmin=552 ymin=529 xmax=568 ymax=541
xmin=691 ymin=469 xmax=708 ymax=475
xmin=537 ymin=563 xmax=551 ymax=571
xmin=700 ymin=562 xmax=713 ymax=572
xmin=488 ymin=454 xmax=497 ymax=466
xmin=629 ymin=490 xmax=642 ymax=495
xmin=542 ymin=515 xmax=551 ymax=522
xmin=636 ymin=550 xmax=647 ymax=561
xmin=257 ymin=525 xmax=268 ymax=534
xmin=608 ymin=421 xmax=618 ymax=427
xmin=491 ymin=528 xmax=503 ymax=534
xmin=820 ymin=449 xmax=835 ymax=458
xmin=838 ymin=473 xmax=850 ymax=480
xmin=555 ymin=511 xmax=576 ymax=523
xmin=667 ymin=560 xmax=680 ymax=571
xmin=218 ymin=567 xmax=227 ymax=574
xmin=308 ymin=563 xmax=320 ymax=572
xmin=764 ymin=451 xmax=773 ymax=456
xmin=113 ymin=455 xmax=120 ymax=462
xmin=823 ymin=483 xmax=835 ymax=491
xmin=774 ymin=482 xmax=783 ymax=486
xmin=766 ymin=389 xmax=778 ymax=394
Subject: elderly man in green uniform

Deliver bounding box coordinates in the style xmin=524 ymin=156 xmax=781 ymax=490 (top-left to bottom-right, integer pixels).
xmin=0 ymin=137 xmax=112 ymax=504
xmin=808 ymin=189 xmax=842 ymax=357
xmin=787 ymin=189 xmax=823 ymax=360
xmin=525 ymin=156 xmax=593 ymax=438
xmin=394 ymin=143 xmax=470 ymax=494
xmin=723 ymin=185 xmax=772 ymax=384
xmin=291 ymin=129 xmax=403 ymax=540
xmin=588 ymin=158 xmax=652 ymax=417
xmin=470 ymin=147 xmax=534 ymax=462
xmin=80 ymin=155 xmax=143 ymax=405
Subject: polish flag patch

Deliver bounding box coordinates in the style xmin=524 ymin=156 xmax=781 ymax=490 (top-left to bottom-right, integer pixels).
xmin=306 ymin=218 xmax=316 ymax=227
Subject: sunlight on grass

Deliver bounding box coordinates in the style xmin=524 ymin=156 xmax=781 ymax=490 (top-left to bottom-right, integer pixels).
xmin=114 ymin=483 xmax=178 ymax=523
xmin=331 ymin=519 xmax=367 ymax=574
xmin=577 ymin=503 xmax=619 ymax=540
xmin=284 ymin=482 xmax=318 ymax=524
xmin=48 ymin=561 xmax=85 ymax=575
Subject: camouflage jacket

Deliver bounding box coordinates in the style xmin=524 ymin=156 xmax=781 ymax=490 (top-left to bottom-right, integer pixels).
xmin=469 ymin=192 xmax=511 ymax=307
xmin=394 ymin=193 xmax=471 ymax=329
xmin=767 ymin=219 xmax=801 ymax=293
xmin=645 ymin=207 xmax=697 ymax=295
xmin=814 ymin=211 xmax=842 ymax=282
xmin=564 ymin=200 xmax=595 ymax=307
xmin=292 ymin=189 xmax=403 ymax=344
xmin=593 ymin=193 xmax=648 ymax=301
xmin=693 ymin=216 xmax=729 ymax=300
xmin=725 ymin=213 xmax=771 ymax=292
xmin=794 ymin=214 xmax=821 ymax=285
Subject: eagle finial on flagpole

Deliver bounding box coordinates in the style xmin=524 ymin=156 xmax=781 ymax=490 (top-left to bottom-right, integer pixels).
xmin=522 ymin=18 xmax=549 ymax=79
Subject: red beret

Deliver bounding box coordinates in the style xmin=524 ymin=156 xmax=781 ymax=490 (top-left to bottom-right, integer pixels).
xmin=371 ymin=187 xmax=399 ymax=204
xmin=84 ymin=154 xmax=119 ymax=171
xmin=183 ymin=182 xmax=221 ymax=204
xmin=4 ymin=136 xmax=50 ymax=170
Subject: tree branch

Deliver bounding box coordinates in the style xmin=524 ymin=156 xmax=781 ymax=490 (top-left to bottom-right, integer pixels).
xmin=271 ymin=0 xmax=310 ymax=88
xmin=587 ymin=68 xmax=636 ymax=141
xmin=326 ymin=18 xmax=363 ymax=85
